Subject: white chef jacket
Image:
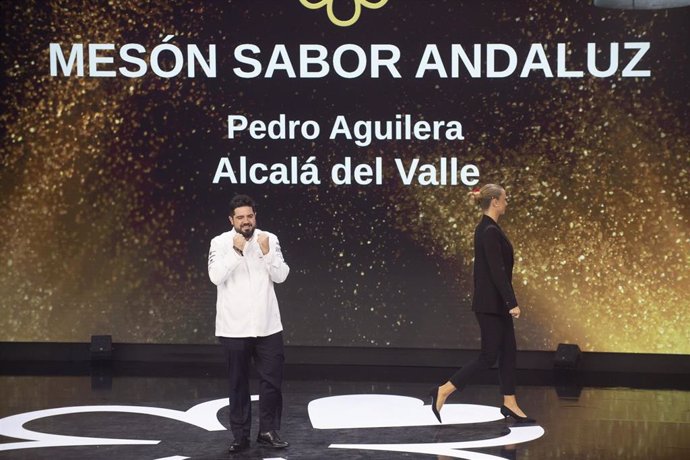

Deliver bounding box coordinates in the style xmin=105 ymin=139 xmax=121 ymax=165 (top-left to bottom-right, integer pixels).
xmin=208 ymin=228 xmax=289 ymax=338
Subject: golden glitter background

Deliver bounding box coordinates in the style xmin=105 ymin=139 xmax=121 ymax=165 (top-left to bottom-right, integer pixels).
xmin=1 ymin=1 xmax=688 ymax=352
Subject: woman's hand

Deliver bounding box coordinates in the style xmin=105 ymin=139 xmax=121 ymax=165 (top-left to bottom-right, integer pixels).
xmin=509 ymin=306 xmax=521 ymax=318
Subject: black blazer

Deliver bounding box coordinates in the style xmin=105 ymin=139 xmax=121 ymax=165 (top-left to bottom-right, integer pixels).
xmin=471 ymin=214 xmax=518 ymax=314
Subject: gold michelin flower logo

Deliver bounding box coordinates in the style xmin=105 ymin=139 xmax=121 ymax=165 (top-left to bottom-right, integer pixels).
xmin=299 ymin=0 xmax=389 ymax=27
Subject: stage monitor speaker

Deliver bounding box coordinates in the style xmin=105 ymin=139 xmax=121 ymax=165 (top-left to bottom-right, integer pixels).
xmin=554 ymin=343 xmax=581 ymax=369
xmin=90 ymin=335 xmax=113 ymax=361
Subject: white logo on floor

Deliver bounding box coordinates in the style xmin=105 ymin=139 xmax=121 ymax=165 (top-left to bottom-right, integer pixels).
xmin=309 ymin=394 xmax=544 ymax=459
xmin=0 ymin=393 xmax=543 ymax=459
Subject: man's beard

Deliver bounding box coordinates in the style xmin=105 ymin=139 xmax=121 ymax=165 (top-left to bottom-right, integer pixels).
xmin=238 ymin=225 xmax=255 ymax=239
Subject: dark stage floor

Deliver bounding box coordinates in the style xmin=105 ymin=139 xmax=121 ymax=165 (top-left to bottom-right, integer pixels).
xmin=1 ymin=369 xmax=689 ymax=459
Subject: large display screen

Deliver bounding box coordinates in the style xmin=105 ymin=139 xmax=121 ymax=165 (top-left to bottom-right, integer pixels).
xmin=1 ymin=0 xmax=688 ymax=353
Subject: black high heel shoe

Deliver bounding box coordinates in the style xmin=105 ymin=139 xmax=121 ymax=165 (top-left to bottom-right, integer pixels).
xmin=500 ymin=405 xmax=536 ymax=424
xmin=428 ymin=387 xmax=442 ymax=423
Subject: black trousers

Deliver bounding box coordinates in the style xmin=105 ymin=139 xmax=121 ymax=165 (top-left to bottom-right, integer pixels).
xmin=219 ymin=331 xmax=285 ymax=440
xmin=449 ymin=312 xmax=517 ymax=395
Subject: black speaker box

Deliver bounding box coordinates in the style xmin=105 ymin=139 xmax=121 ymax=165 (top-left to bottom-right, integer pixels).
xmin=554 ymin=343 xmax=581 ymax=369
xmin=89 ymin=335 xmax=113 ymax=361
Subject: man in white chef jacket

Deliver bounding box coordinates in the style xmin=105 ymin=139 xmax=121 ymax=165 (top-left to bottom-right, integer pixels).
xmin=208 ymin=194 xmax=290 ymax=454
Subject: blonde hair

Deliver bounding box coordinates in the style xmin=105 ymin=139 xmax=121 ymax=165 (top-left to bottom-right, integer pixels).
xmin=468 ymin=184 xmax=504 ymax=210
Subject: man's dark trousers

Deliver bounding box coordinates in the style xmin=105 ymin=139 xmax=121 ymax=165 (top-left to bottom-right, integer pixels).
xmin=219 ymin=331 xmax=284 ymax=441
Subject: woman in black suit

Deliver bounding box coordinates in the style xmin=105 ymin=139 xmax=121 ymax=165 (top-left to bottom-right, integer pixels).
xmin=429 ymin=184 xmax=534 ymax=423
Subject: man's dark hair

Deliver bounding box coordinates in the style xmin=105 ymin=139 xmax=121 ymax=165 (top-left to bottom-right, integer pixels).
xmin=229 ymin=194 xmax=256 ymax=216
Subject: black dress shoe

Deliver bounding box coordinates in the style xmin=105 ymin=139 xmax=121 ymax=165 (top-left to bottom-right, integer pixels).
xmin=256 ymin=430 xmax=289 ymax=448
xmin=428 ymin=387 xmax=442 ymax=423
xmin=228 ymin=437 xmax=250 ymax=453
xmin=500 ymin=405 xmax=536 ymax=424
